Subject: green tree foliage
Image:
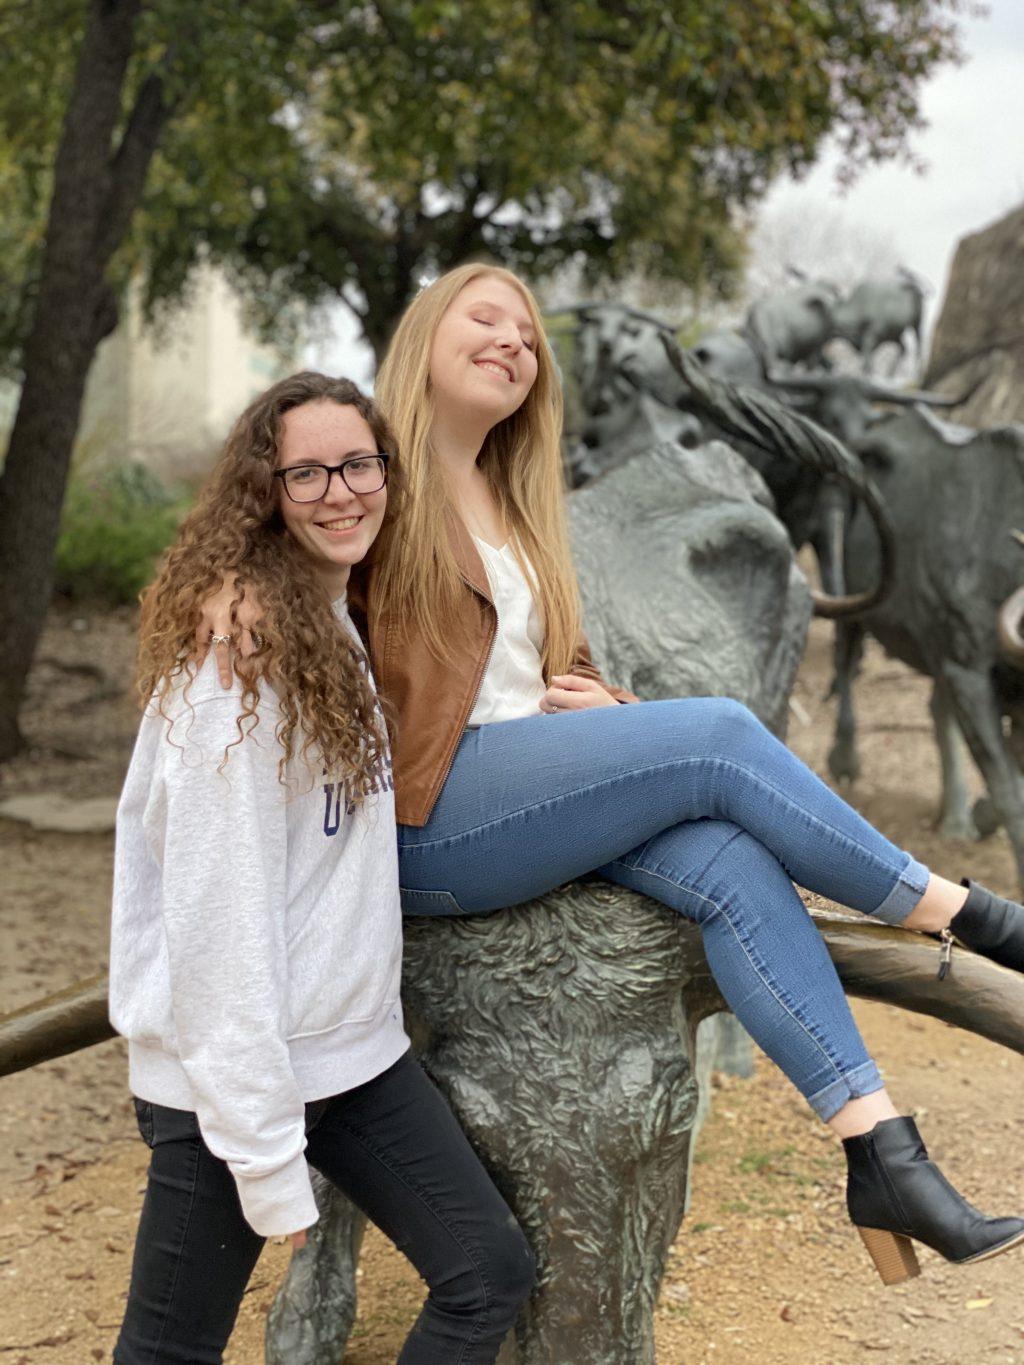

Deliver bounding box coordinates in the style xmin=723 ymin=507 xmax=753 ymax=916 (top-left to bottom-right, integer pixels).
xmin=54 ymin=462 xmax=188 ymax=604
xmin=0 ymin=0 xmax=345 ymax=380
xmin=0 ymin=0 xmax=973 ymax=758
xmin=0 ymin=0 xmax=971 ymax=370
xmin=144 ymin=0 xmax=973 ymax=356
xmin=0 ymin=1 xmax=86 ymax=382
xmin=0 ymin=0 xmax=350 ymax=758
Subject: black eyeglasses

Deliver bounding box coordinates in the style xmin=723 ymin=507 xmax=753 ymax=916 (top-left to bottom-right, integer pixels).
xmin=274 ymin=453 xmax=389 ymax=503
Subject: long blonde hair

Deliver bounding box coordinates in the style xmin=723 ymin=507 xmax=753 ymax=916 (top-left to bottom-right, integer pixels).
xmin=373 ymin=263 xmax=581 ymax=677
xmin=137 ymin=373 xmax=400 ymax=798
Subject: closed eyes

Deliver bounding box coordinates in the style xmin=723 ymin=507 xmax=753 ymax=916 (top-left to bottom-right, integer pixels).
xmin=472 ymin=316 xmax=536 ymax=351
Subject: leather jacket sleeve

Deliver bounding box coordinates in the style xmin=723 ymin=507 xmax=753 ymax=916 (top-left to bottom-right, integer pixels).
xmin=571 ymin=633 xmax=640 ymax=704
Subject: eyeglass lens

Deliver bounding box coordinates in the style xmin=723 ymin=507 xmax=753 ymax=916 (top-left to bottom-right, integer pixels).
xmin=284 ymin=457 xmax=386 ymax=501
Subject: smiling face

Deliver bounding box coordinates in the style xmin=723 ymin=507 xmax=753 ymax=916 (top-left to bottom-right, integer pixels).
xmin=428 ymin=275 xmax=540 ymax=429
xmin=276 ymin=400 xmax=387 ymax=598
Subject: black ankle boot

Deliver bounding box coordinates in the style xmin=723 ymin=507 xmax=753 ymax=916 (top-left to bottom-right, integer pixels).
xmin=843 ymin=1116 xmax=1024 ymax=1284
xmin=945 ymin=879 xmax=1024 ymax=974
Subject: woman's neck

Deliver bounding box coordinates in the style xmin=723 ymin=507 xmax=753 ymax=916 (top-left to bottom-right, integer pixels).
xmin=318 ymin=563 xmax=351 ymax=602
xmin=430 ymin=406 xmax=491 ymax=479
xmin=430 ymin=407 xmax=510 ymax=544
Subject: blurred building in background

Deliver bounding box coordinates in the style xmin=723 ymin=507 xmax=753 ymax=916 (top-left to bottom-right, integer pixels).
xmin=75 ymin=265 xmax=298 ymax=483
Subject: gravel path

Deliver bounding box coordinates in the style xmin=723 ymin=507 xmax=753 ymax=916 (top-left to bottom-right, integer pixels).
xmin=2 ymin=606 xmax=1022 ymax=1362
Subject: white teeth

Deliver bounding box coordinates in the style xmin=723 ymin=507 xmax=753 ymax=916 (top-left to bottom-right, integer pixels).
xmin=321 ymin=516 xmax=360 ymax=530
xmin=476 ymin=361 xmax=512 ymax=381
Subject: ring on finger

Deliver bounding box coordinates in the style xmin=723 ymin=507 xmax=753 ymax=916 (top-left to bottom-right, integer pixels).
xmin=210 ymin=633 xmax=232 ymax=645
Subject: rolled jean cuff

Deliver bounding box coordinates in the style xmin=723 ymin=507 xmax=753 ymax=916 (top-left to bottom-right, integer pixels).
xmin=807 ymin=1059 xmax=885 ymax=1123
xmin=871 ymin=855 xmax=931 ymax=926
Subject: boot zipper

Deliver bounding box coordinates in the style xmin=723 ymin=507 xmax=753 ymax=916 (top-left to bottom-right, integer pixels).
xmin=938 ymin=928 xmax=955 ymax=981
xmin=867 ymin=1133 xmax=911 ymax=1233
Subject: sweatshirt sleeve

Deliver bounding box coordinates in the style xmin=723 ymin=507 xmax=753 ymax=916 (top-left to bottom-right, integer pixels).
xmin=156 ymin=690 xmax=319 ymax=1238
xmin=571 ymin=632 xmax=640 ymax=704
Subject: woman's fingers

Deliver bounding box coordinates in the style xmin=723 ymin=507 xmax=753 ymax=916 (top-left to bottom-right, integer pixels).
xmin=290 ymin=1229 xmax=308 ymax=1252
xmin=231 ymin=596 xmax=262 ymax=667
xmin=193 ymin=582 xmax=263 ymax=690
xmin=201 ymin=610 xmax=239 ymax=691
xmin=549 ymin=674 xmax=600 ymax=691
xmin=545 ymin=676 xmax=619 ymax=709
xmin=210 ymin=623 xmax=261 ymax=689
xmin=194 ymin=623 xmax=210 ymax=669
xmin=194 ymin=577 xmax=243 ymax=680
xmin=541 ymin=686 xmax=593 ymax=711
xmin=213 ymin=635 xmax=235 ymax=690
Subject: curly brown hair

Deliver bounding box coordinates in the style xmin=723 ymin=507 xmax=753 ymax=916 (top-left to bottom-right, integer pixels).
xmin=136 ymin=372 xmax=402 ymax=800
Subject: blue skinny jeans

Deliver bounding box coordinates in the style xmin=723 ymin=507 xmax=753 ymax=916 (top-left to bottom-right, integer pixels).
xmin=397 ymin=698 xmax=931 ymax=1122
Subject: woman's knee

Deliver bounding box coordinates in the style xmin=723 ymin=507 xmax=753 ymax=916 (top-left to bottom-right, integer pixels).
xmin=698 ymin=695 xmax=764 ymax=749
xmin=438 ymin=1220 xmax=535 ymax=1325
xmin=661 ymin=696 xmax=767 ymax=775
xmin=492 ymin=1221 xmax=536 ymax=1315
xmin=479 ymin=1219 xmax=536 ymax=1324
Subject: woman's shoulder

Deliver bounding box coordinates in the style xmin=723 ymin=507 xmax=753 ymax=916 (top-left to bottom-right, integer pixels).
xmin=148 ymin=653 xmax=240 ymax=708
xmin=144 ymin=655 xmax=281 ymax=744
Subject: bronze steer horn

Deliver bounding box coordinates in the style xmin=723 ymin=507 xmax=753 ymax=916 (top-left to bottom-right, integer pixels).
xmin=765 ymin=371 xmax=974 ymax=409
xmin=998 ymin=583 xmax=1024 ymax=669
xmin=660 ymin=338 xmax=897 ymax=620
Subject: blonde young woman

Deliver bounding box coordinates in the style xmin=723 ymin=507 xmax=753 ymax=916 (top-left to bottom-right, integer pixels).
xmin=201 ymin=266 xmax=1024 ymax=1286
xmin=111 ymin=373 xmax=534 ymax=1365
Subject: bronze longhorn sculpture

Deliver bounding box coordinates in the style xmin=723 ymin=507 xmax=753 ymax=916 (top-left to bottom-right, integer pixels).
xmin=5 ymin=363 xmax=1024 ymax=1362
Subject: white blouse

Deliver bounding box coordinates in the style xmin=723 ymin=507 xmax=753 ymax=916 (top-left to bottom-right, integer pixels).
xmin=467 ymin=536 xmax=548 ymax=726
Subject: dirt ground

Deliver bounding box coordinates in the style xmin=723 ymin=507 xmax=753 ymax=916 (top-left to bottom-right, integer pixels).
xmin=2 ymin=603 xmax=1023 ymax=1363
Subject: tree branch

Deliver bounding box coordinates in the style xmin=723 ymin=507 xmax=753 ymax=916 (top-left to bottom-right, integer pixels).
xmin=96 ymin=64 xmax=174 ymax=265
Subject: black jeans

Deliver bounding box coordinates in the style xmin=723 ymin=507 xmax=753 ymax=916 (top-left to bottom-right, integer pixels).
xmin=113 ymin=1049 xmax=535 ymax=1364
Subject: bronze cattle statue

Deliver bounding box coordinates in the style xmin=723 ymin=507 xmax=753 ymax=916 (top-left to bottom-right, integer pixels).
xmin=4 ymin=404 xmax=1024 ymax=1362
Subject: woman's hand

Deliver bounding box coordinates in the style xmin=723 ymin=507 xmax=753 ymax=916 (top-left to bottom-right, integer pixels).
xmin=194 ymin=576 xmax=263 ymax=689
xmin=540 ymin=674 xmax=619 ymax=713
xmin=290 ymin=1228 xmax=309 ymax=1253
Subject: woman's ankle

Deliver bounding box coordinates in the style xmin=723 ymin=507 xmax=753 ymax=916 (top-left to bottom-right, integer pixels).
xmin=828 ymin=1089 xmax=902 ymax=1140
xmin=902 ymin=873 xmax=969 ymax=934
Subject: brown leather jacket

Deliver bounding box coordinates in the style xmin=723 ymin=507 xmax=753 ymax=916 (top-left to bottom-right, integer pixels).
xmin=349 ymin=511 xmax=638 ymax=826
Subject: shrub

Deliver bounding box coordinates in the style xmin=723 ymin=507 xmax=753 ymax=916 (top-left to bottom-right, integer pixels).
xmin=53 ymin=463 xmax=190 ymax=605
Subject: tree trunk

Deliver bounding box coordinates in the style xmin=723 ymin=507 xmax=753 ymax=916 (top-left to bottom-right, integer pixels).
xmin=360 ymin=314 xmax=391 ymax=374
xmin=359 ymin=275 xmax=417 ymax=374
xmin=354 ymin=212 xmax=492 ymax=373
xmin=0 ymin=0 xmax=170 ymax=759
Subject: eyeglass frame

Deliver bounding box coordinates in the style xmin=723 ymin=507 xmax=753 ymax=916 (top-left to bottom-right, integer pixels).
xmin=273 ymin=452 xmax=390 ymax=503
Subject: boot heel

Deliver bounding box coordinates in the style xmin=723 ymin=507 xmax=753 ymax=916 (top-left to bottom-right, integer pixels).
xmin=856 ymin=1226 xmax=921 ymax=1285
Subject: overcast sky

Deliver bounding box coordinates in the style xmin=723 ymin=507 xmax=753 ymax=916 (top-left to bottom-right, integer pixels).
xmin=760 ymin=0 xmax=1024 ymax=300
xmin=307 ymin=1 xmax=1024 ymax=382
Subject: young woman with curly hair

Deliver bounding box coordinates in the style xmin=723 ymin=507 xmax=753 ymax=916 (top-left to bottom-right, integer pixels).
xmin=200 ymin=267 xmax=1024 ymax=1287
xmin=110 ymin=372 xmax=534 ymax=1365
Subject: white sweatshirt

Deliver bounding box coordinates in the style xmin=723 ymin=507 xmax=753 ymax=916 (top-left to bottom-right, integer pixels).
xmin=109 ymin=605 xmax=409 ymax=1237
